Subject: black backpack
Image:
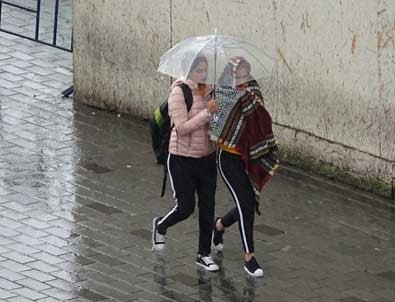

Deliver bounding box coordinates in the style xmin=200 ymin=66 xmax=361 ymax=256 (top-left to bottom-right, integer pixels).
xmin=149 ymin=83 xmax=193 ymax=196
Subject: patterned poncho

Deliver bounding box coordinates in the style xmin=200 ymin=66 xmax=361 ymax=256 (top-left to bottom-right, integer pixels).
xmin=215 ymin=81 xmax=279 ymax=214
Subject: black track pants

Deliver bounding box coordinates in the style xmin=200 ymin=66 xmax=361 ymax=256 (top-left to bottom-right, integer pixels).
xmin=157 ymin=152 xmax=217 ymax=256
xmin=217 ymin=149 xmax=255 ymax=254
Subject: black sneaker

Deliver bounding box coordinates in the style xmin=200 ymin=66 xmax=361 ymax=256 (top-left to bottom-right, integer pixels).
xmin=196 ymin=255 xmax=219 ymax=272
xmin=152 ymin=217 xmax=165 ymax=251
xmin=244 ymin=257 xmax=264 ymax=277
xmin=212 ymin=217 xmax=224 ymax=252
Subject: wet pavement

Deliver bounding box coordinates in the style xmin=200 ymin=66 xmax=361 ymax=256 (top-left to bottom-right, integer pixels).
xmin=1 ymin=23 xmax=395 ymax=302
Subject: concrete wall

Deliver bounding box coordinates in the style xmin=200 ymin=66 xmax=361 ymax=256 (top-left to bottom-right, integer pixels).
xmin=73 ymin=0 xmax=394 ymax=196
xmin=73 ymin=0 xmax=170 ymax=117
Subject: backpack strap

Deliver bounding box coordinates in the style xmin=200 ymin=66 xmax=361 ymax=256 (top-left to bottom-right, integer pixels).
xmin=178 ymin=83 xmax=193 ymax=112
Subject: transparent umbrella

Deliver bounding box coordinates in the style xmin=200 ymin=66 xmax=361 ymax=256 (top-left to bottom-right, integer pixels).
xmin=157 ymin=34 xmax=276 ymax=87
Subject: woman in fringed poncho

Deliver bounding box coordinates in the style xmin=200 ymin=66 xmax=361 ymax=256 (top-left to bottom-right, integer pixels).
xmin=212 ymin=57 xmax=279 ymax=277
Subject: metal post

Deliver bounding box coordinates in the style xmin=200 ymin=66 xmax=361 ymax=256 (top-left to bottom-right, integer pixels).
xmin=53 ymin=0 xmax=59 ymax=46
xmin=35 ymin=0 xmax=41 ymax=41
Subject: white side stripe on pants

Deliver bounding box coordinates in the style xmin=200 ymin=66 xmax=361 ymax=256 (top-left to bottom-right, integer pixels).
xmin=218 ymin=149 xmax=250 ymax=254
xmin=159 ymin=154 xmax=178 ymax=225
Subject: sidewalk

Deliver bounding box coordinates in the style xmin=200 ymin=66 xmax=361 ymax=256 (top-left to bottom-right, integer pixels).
xmin=0 ymin=31 xmax=395 ymax=302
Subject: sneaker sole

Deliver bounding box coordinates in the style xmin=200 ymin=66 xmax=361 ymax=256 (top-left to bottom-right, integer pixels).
xmin=196 ymin=262 xmax=219 ymax=272
xmin=152 ymin=217 xmax=165 ymax=251
xmin=243 ymin=266 xmax=264 ymax=277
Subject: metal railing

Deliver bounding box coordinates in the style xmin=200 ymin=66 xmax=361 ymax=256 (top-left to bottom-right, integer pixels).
xmin=0 ymin=0 xmax=72 ymax=52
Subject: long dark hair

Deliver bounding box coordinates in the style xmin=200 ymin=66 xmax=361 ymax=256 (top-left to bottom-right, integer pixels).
xmin=218 ymin=56 xmax=253 ymax=87
xmin=183 ymin=54 xmax=208 ymax=82
xmin=189 ymin=54 xmax=208 ymax=72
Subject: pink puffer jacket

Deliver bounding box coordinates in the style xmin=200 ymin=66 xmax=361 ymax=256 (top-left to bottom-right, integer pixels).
xmin=168 ymin=79 xmax=215 ymax=158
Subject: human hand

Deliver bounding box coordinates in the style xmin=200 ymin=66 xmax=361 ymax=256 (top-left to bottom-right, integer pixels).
xmin=207 ymin=98 xmax=218 ymax=113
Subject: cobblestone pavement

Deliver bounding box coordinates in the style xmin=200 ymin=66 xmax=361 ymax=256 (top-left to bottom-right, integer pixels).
xmin=1 ymin=28 xmax=395 ymax=302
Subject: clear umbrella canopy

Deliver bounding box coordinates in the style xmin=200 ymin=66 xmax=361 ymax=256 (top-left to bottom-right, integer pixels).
xmin=157 ymin=34 xmax=276 ymax=86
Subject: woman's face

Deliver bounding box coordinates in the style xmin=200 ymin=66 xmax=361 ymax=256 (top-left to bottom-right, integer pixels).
xmin=189 ymin=61 xmax=208 ymax=83
xmin=234 ymin=67 xmax=250 ymax=86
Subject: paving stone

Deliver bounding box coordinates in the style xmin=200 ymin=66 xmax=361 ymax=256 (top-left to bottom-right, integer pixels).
xmin=0 ymin=277 xmax=22 ymax=290
xmin=0 ymin=79 xmax=20 ymax=89
xmin=25 ymin=66 xmax=54 ymax=76
xmin=77 ymin=288 xmax=108 ymax=302
xmin=254 ymin=224 xmax=285 ymax=236
xmin=38 ymin=236 xmax=68 ymax=248
xmin=12 ymin=61 xmax=34 ymax=68
xmin=75 ymin=281 xmax=131 ymax=302
xmin=88 ymin=253 xmax=126 ymax=267
xmin=10 ymin=287 xmax=47 ymax=300
xmin=10 ymin=52 xmax=34 ymax=61
xmin=0 ymin=73 xmax=24 ymax=82
xmin=1 ymin=252 xmax=35 ymax=264
xmin=13 ymin=227 xmax=48 ymax=239
xmin=0 ymin=261 xmax=31 ymax=273
xmin=0 ymin=226 xmax=20 ymax=238
xmin=0 ymin=269 xmax=25 ymax=282
xmin=36 ymin=297 xmax=62 ymax=302
xmin=13 ymin=235 xmax=43 ymax=246
xmin=0 ymin=45 xmax=12 ymax=53
xmin=377 ymin=271 xmax=395 ymax=282
xmin=21 ymin=269 xmax=57 ymax=283
xmin=1 ymin=65 xmax=26 ymax=75
xmin=0 ymin=217 xmax=24 ymax=229
xmin=0 ymin=288 xmax=17 ymax=299
xmin=8 ymin=296 xmax=35 ymax=302
xmin=0 ymin=246 xmax=10 ymax=253
xmin=339 ymin=297 xmax=367 ymax=302
xmin=34 ymin=244 xmax=68 ymax=257
xmin=85 ymin=202 xmax=122 ymax=215
xmin=15 ymin=278 xmax=51 ymax=291
xmin=30 ymin=252 xmax=66 ymax=266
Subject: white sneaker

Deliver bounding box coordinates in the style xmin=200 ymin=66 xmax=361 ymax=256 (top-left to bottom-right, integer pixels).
xmin=244 ymin=256 xmax=264 ymax=278
xmin=196 ymin=255 xmax=219 ymax=272
xmin=152 ymin=217 xmax=165 ymax=251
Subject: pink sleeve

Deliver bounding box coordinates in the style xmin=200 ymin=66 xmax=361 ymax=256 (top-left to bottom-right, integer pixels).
xmin=168 ymin=86 xmax=212 ymax=136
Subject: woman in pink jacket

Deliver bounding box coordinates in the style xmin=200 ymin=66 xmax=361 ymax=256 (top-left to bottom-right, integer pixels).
xmin=152 ymin=55 xmax=219 ymax=272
